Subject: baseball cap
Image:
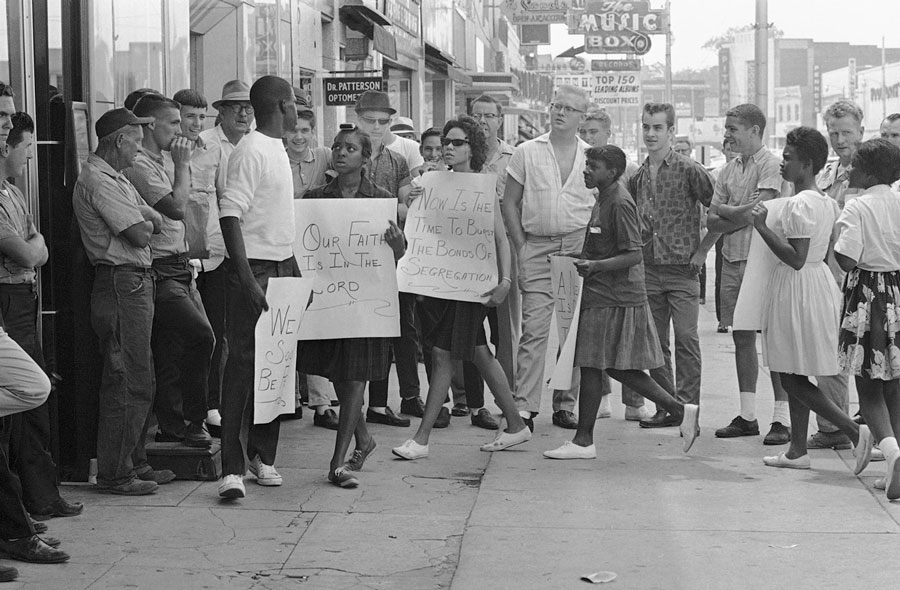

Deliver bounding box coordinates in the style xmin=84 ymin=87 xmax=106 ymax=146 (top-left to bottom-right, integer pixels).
xmin=95 ymin=108 xmax=153 ymax=139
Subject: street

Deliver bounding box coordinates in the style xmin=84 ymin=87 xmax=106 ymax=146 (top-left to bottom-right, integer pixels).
xmin=7 ymin=281 xmax=900 ymax=590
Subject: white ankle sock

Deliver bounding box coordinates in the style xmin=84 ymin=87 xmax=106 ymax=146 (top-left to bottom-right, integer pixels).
xmin=469 ymin=406 xmax=483 ymax=412
xmin=369 ymin=406 xmax=387 ymax=415
xmin=771 ymin=401 xmax=790 ymax=425
xmin=739 ymin=392 xmax=756 ymax=421
xmin=519 ymin=410 xmax=531 ymax=419
xmin=880 ymin=436 xmax=900 ymax=460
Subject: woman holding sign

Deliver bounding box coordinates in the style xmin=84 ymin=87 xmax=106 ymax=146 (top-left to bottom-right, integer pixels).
xmin=392 ymin=115 xmax=532 ymax=460
xmin=298 ymin=126 xmax=406 ymax=488
xmin=543 ymin=145 xmax=699 ymax=460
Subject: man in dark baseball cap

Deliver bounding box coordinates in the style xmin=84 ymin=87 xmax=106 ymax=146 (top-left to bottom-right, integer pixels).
xmin=95 ymin=108 xmax=153 ymax=140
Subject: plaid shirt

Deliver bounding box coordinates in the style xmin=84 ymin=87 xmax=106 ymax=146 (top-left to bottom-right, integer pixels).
xmin=627 ymin=150 xmax=714 ymax=265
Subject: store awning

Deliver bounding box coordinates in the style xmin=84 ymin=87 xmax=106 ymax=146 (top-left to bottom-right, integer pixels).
xmin=339 ymin=3 xmax=397 ymax=60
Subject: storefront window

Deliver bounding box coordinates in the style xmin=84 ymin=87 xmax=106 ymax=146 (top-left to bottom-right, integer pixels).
xmin=1 ymin=0 xmax=25 ymax=94
xmin=255 ymin=0 xmax=278 ymax=78
xmin=113 ymin=1 xmax=165 ymax=103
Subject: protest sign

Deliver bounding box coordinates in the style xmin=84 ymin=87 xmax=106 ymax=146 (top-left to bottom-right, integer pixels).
xmin=733 ymin=199 xmax=787 ymax=331
xmin=397 ymin=171 xmax=498 ymax=302
xmin=548 ymin=256 xmax=583 ymax=390
xmin=254 ymin=277 xmax=314 ymax=424
xmin=293 ymin=199 xmax=400 ymax=340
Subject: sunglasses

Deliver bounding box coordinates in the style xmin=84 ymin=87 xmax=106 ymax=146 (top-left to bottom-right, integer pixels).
xmin=441 ymin=137 xmax=469 ymax=147
xmin=359 ymin=115 xmax=391 ymax=126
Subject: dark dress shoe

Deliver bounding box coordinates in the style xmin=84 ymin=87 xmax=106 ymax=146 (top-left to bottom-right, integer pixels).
xmin=0 ymin=535 xmax=70 ymax=563
xmin=0 ymin=564 xmax=18 ymax=583
xmin=763 ymin=422 xmax=791 ymax=445
xmin=29 ymin=520 xmax=48 ymax=534
xmin=366 ymin=407 xmax=411 ymax=427
xmin=40 ymin=537 xmax=61 ymax=548
xmin=313 ymin=408 xmax=340 ymax=430
xmin=434 ymin=407 xmax=451 ymax=428
xmin=552 ymin=410 xmax=578 ymax=429
xmin=30 ymin=497 xmax=84 ymax=521
xmin=470 ymin=408 xmax=500 ymax=430
xmin=184 ymin=422 xmax=213 ymax=448
xmin=154 ymin=431 xmax=184 ymax=443
xmin=400 ymin=396 xmax=426 ymax=417
xmin=639 ymin=410 xmax=680 ymax=428
xmin=451 ymin=403 xmax=469 ymax=417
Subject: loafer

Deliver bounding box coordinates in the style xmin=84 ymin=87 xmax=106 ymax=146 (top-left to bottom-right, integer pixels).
xmin=763 ymin=422 xmax=791 ymax=445
xmin=0 ymin=535 xmax=70 ymax=563
xmin=887 ymin=452 xmax=900 ymax=500
xmin=400 ymin=396 xmax=426 ymax=417
xmin=313 ymin=408 xmax=340 ymax=430
xmin=30 ymin=497 xmax=84 ymax=521
xmin=344 ymin=439 xmax=377 ymax=471
xmin=218 ymin=474 xmax=245 ymax=499
xmin=96 ymin=479 xmax=159 ymax=495
xmin=136 ymin=468 xmax=176 ymax=484
xmin=624 ymin=406 xmax=653 ymax=421
xmin=853 ymin=425 xmax=873 ymax=475
xmin=639 ymin=410 xmax=679 ymax=429
xmin=552 ymin=410 xmax=577 ymax=429
xmin=715 ymin=415 xmax=759 ymax=438
xmin=154 ymin=431 xmax=183 ymax=443
xmin=480 ymin=427 xmax=531 ymax=452
xmin=680 ymin=404 xmax=700 ymax=453
xmin=0 ymin=564 xmax=17 ymax=583
xmin=451 ymin=403 xmax=469 ymax=417
xmin=433 ymin=407 xmax=451 ymax=429
xmin=392 ymin=439 xmax=428 ymax=460
xmin=763 ymin=452 xmax=811 ymax=469
xmin=807 ymin=430 xmax=852 ymax=450
xmin=470 ymin=408 xmax=500 ymax=430
xmin=184 ymin=422 xmax=212 ymax=448
xmin=328 ymin=467 xmax=359 ymax=488
xmin=543 ymin=441 xmax=597 ymax=460
xmin=366 ymin=407 xmax=411 ymax=427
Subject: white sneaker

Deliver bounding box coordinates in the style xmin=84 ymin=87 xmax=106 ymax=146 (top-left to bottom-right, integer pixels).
xmin=480 ymin=427 xmax=532 ymax=452
xmin=543 ymin=440 xmax=597 ymax=460
xmin=218 ymin=474 xmax=245 ymax=498
xmin=596 ymin=395 xmax=612 ymax=419
xmin=249 ymin=456 xmax=283 ymax=486
xmin=625 ymin=406 xmax=654 ymax=421
xmin=206 ymin=409 xmax=222 ymax=427
xmin=680 ymin=404 xmax=700 ymax=453
xmin=392 ymin=439 xmax=429 ymax=460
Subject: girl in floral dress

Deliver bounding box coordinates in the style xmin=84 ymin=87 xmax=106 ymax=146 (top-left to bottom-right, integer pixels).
xmin=833 ymin=138 xmax=900 ymax=499
xmin=751 ymin=127 xmax=863 ymax=471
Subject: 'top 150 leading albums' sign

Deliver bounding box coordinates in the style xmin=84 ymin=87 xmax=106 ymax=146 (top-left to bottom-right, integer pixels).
xmin=323 ymin=77 xmax=383 ymax=106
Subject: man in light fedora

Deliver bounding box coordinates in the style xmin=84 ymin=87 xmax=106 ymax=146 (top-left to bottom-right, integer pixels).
xmin=194 ymin=80 xmax=255 ymax=434
xmin=390 ymin=117 xmax=417 ymax=142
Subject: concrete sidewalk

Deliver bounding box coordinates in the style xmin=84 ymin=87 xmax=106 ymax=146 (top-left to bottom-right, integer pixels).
xmin=6 ymin=300 xmax=900 ymax=589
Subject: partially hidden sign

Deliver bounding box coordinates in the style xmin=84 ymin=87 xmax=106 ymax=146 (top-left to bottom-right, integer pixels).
xmin=254 ymin=277 xmax=315 ymax=424
xmin=293 ymin=199 xmax=400 ymax=339
xmin=548 ymin=256 xmax=583 ymax=391
xmin=397 ymin=171 xmax=498 ymax=303
xmin=323 ymin=76 xmax=383 ymax=106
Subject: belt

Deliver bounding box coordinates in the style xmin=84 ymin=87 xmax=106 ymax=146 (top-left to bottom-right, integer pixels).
xmin=95 ymin=264 xmax=153 ymax=275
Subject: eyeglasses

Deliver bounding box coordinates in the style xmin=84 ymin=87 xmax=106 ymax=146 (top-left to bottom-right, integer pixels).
xmin=471 ymin=113 xmax=499 ymax=120
xmin=441 ymin=137 xmax=469 ymax=147
xmin=224 ymin=104 xmax=254 ymax=115
xmin=549 ymin=102 xmax=584 ymax=115
xmin=359 ymin=115 xmax=392 ymax=126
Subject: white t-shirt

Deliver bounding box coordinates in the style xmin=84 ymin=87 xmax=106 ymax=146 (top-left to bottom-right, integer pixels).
xmin=835 ymin=184 xmax=900 ymax=272
xmin=385 ymin=135 xmax=424 ymax=172
xmin=219 ymin=130 xmax=295 ymax=261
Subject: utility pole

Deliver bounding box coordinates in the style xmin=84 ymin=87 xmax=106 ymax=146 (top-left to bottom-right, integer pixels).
xmin=754 ymin=0 xmax=768 ymax=141
xmin=664 ymin=0 xmax=672 ymax=104
xmin=883 ymin=36 xmax=888 ymax=120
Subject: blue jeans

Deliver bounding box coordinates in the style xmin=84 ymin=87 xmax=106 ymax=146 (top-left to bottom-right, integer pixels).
xmin=220 ymin=257 xmax=299 ymax=476
xmin=90 ymin=265 xmax=155 ymax=487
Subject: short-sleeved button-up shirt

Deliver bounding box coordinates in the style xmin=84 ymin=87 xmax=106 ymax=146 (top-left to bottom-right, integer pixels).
xmin=73 ymin=153 xmax=151 ymax=267
xmin=0 ymin=181 xmax=36 ymax=283
xmin=124 ymin=150 xmax=187 ymax=258
xmin=816 ymin=160 xmax=861 ymax=209
xmin=483 ymin=138 xmax=515 ymax=201
xmin=627 ymin=149 xmax=714 ymax=265
xmin=368 ymin=145 xmax=410 ymax=198
xmin=505 ymin=133 xmax=595 ymax=237
xmin=290 ymin=146 xmax=332 ymax=199
xmin=711 ymin=146 xmax=785 ymax=263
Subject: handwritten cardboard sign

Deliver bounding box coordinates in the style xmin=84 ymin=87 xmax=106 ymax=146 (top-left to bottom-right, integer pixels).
xmin=254 ymin=277 xmax=314 ymax=424
xmin=293 ymin=199 xmax=400 ymax=340
xmin=397 ymin=171 xmax=498 ymax=302
xmin=548 ymin=256 xmax=583 ymax=390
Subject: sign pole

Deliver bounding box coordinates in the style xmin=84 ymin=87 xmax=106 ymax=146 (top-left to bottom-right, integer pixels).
xmin=664 ymin=0 xmax=672 ymax=104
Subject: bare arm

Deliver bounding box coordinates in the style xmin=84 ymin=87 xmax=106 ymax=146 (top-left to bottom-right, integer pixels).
xmin=138 ymin=205 xmax=163 ymax=234
xmin=834 ymin=251 xmax=857 ymax=273
xmin=751 ymin=204 xmax=809 ymax=270
xmin=574 ymin=250 xmax=642 ymax=276
xmin=120 ymin=220 xmax=155 ymax=248
xmin=150 ymin=138 xmax=193 ymax=220
xmin=220 ymin=216 xmax=268 ymax=314
xmin=0 ymin=235 xmax=47 ymax=268
xmin=501 ymin=175 xmax=526 ymax=253
xmin=483 ymin=194 xmax=511 ymax=307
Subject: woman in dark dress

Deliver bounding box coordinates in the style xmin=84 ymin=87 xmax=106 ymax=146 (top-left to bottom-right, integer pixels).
xmin=392 ymin=116 xmax=531 ymax=460
xmin=299 ymin=127 xmax=405 ymax=488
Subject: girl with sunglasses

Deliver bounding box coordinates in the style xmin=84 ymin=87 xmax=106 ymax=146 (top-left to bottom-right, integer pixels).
xmin=393 ymin=115 xmax=532 ymax=460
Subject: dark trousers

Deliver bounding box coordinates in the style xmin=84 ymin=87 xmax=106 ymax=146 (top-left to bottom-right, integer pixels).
xmin=368 ymin=291 xmax=421 ymax=405
xmin=196 ymin=265 xmax=228 ymax=412
xmin=714 ymin=236 xmax=725 ymax=323
xmin=1 ymin=284 xmax=59 ymax=511
xmin=0 ymin=417 xmax=33 ymax=539
xmin=91 ymin=265 xmax=155 ymax=487
xmin=220 ymin=257 xmax=298 ymax=476
xmin=150 ymin=255 xmax=214 ymax=436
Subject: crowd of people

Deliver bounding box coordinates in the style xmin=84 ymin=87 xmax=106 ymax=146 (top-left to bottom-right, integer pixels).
xmin=2 ymin=73 xmax=900 ymax=582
